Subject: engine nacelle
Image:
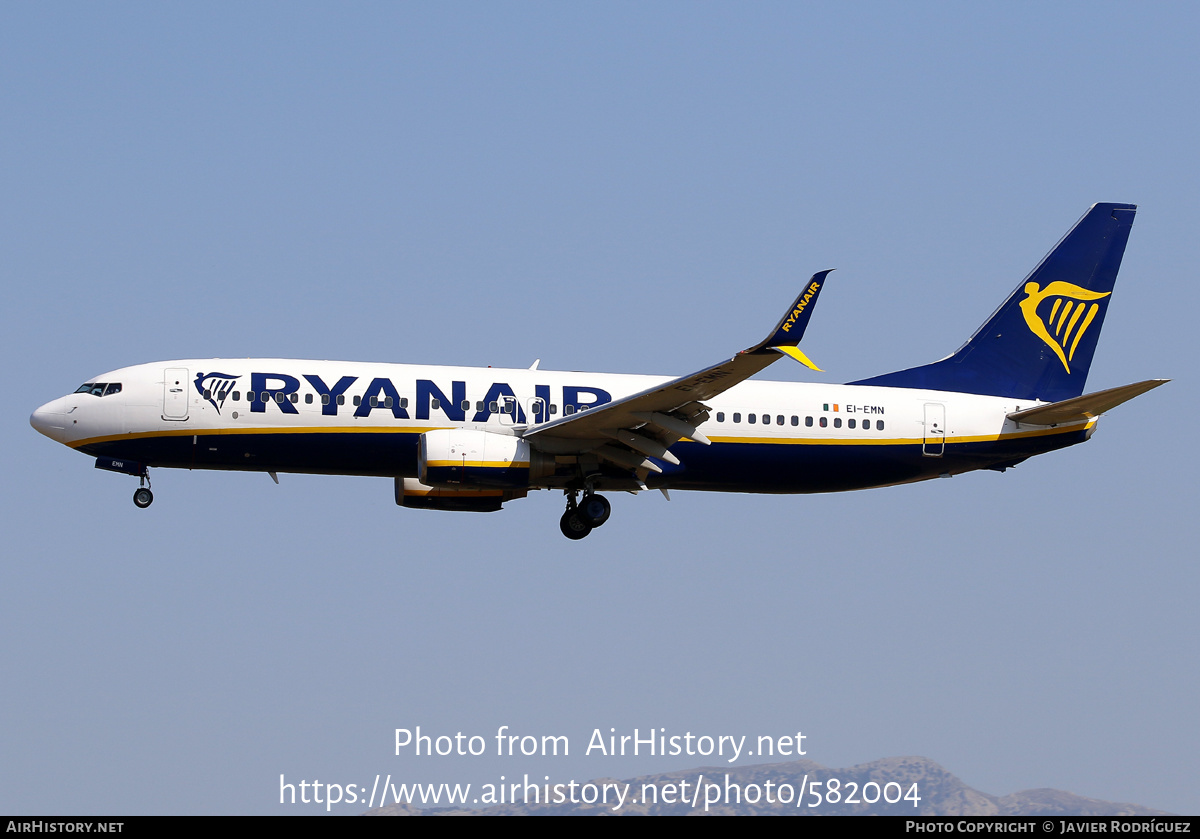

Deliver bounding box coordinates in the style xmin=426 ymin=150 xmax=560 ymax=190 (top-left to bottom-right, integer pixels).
xmin=419 ymin=428 xmax=547 ymax=490
xmin=395 ymin=477 xmax=525 ymax=513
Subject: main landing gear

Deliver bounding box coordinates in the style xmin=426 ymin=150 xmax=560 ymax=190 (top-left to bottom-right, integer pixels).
xmin=132 ymin=472 xmax=153 ymax=509
xmin=559 ymin=490 xmax=611 ymax=540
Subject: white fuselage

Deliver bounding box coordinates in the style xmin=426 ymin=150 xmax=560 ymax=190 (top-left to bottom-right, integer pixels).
xmin=31 ymin=358 xmax=1092 ymax=495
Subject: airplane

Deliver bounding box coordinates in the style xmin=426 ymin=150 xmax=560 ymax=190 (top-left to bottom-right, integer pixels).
xmin=31 ymin=202 xmax=1166 ymax=539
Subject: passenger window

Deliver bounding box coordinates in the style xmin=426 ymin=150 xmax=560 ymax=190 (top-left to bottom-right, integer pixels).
xmin=203 ymin=389 xmax=212 ymax=399
xmin=565 ymin=405 xmax=575 ymax=415
xmin=261 ymin=393 xmax=270 ymax=403
xmin=489 ymin=401 xmax=499 ymax=412
xmin=246 ymin=391 xmax=256 ymax=402
xmin=717 ymin=412 xmax=725 ymax=422
xmin=748 ymin=414 xmax=756 ymax=424
xmin=337 ymin=395 xmax=345 ymax=406
xmin=777 ymin=415 xmax=784 ymax=426
xmin=550 ymin=405 xmax=558 ymax=415
xmin=321 ymin=394 xmax=329 ymax=405
xmin=385 ymin=396 xmax=393 ymax=408
xmin=400 ymin=398 xmax=409 ymax=408
xmin=290 ymin=393 xmax=298 ymax=403
xmin=791 ymin=416 xmax=798 ymax=426
xmin=305 ymin=393 xmax=313 ymax=404
xmin=461 ymin=400 xmax=470 ymax=411
xmin=834 ymin=417 xmax=842 ymax=428
xmin=819 ymin=417 xmax=827 ymax=428
xmin=876 ymin=420 xmax=885 ymax=430
xmin=370 ymin=396 xmax=378 ymax=408
xmin=232 ymin=391 xmax=240 ymax=402
xmin=848 ymin=419 xmax=856 ymax=429
xmin=805 ymin=416 xmax=813 ymax=427
xmin=275 ymin=393 xmax=284 ymax=403
xmin=431 ymin=398 xmax=440 ymax=409
xmin=476 ymin=401 xmax=485 ymax=411
xmin=353 ymin=396 xmax=361 ymax=406
xmin=733 ymin=413 xmax=741 ymax=423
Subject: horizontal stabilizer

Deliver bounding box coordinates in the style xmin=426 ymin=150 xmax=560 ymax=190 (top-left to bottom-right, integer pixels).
xmin=1007 ymin=379 xmax=1168 ymax=425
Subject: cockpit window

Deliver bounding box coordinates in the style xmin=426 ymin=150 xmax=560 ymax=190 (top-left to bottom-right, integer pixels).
xmin=74 ymin=382 xmax=122 ymax=397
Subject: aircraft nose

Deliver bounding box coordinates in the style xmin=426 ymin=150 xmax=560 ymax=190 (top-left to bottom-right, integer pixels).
xmin=30 ymin=400 xmax=69 ymax=443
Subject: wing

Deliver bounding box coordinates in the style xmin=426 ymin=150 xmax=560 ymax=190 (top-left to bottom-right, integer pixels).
xmin=522 ymin=271 xmax=833 ymax=474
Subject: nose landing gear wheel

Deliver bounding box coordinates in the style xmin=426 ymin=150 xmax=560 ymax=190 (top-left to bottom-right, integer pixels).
xmin=579 ymin=494 xmax=611 ymax=527
xmin=559 ymin=508 xmax=592 ymax=540
xmin=133 ymin=487 xmax=154 ymax=509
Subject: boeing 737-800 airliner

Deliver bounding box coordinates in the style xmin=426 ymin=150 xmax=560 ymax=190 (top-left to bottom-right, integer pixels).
xmin=31 ymin=203 xmax=1166 ymax=538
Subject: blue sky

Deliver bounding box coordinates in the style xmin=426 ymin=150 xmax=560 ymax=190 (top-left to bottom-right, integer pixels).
xmin=3 ymin=2 xmax=1197 ymax=815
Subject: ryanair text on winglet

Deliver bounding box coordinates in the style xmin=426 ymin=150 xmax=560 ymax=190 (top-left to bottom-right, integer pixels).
xmin=780 ymin=281 xmax=821 ymax=332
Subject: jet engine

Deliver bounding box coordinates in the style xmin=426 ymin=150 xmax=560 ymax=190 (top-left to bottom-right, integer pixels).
xmin=394 ymin=477 xmax=525 ymax=513
xmin=417 ymin=428 xmax=551 ymax=490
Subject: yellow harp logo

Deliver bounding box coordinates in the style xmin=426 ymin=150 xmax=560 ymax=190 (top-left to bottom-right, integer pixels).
xmin=1019 ymin=281 xmax=1111 ymax=374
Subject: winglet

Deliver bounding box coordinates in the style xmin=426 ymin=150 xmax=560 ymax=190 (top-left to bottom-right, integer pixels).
xmin=745 ymin=269 xmax=833 ymax=368
xmin=763 ymin=270 xmax=833 ymax=346
xmin=773 ymin=345 xmax=823 ymax=371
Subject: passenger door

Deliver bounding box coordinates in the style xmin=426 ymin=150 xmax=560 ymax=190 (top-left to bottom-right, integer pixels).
xmin=162 ymin=368 xmax=189 ymax=421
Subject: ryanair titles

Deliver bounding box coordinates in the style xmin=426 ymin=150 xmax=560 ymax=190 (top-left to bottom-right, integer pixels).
xmin=199 ymin=371 xmax=612 ymax=423
xmin=780 ymin=280 xmax=822 ymax=333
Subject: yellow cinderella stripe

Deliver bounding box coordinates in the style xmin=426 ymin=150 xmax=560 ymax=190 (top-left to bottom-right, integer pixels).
xmin=71 ymin=418 xmax=1094 ymax=453
xmin=69 ymin=425 xmax=447 ymax=449
xmin=710 ymin=419 xmax=1095 ymax=447
xmin=425 ymin=459 xmax=530 ymax=469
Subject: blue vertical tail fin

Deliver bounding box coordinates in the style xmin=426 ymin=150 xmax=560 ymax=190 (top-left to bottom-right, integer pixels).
xmin=849 ymin=203 xmax=1137 ymax=403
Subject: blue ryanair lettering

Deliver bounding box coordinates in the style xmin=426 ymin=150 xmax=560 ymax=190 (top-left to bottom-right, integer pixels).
xmin=304 ymin=374 xmax=357 ymax=416
xmin=472 ymin=382 xmax=526 ymax=423
xmin=563 ymin=386 xmax=611 ymax=413
xmin=417 ymin=380 xmax=466 ymax=421
xmin=534 ymin=384 xmax=552 ymax=422
xmin=240 ymin=375 xmax=611 ymax=422
xmin=250 ymin=373 xmax=300 ymax=414
xmin=354 ymin=378 xmax=410 ymax=419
